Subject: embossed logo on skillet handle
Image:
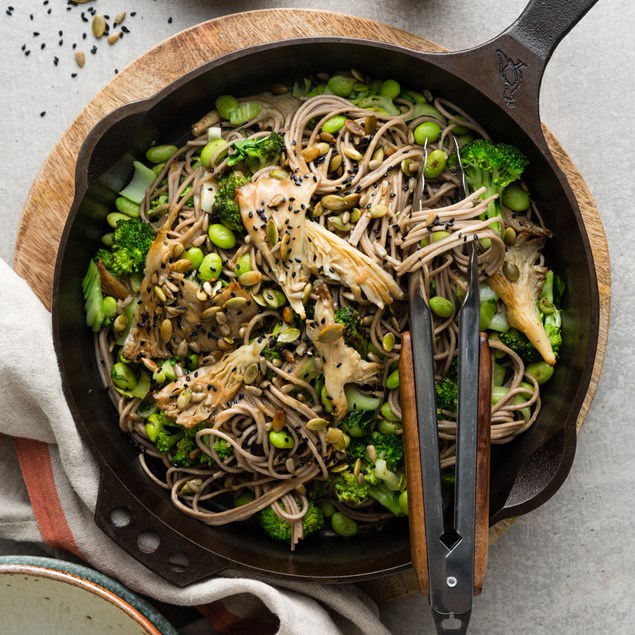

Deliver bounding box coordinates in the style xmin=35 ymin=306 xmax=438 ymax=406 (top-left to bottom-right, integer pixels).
xmin=429 ymin=0 xmax=599 ymax=142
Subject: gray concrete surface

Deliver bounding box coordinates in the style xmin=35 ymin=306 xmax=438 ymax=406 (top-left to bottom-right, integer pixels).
xmin=0 ymin=1 xmax=633 ymax=633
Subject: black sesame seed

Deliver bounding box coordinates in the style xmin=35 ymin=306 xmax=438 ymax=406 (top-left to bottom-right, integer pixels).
xmin=40 ymin=111 xmax=46 ymax=117
xmin=167 ymin=16 xmax=173 ymax=24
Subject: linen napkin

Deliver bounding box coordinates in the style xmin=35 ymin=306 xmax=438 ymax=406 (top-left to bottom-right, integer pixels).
xmin=0 ymin=257 xmax=391 ymax=635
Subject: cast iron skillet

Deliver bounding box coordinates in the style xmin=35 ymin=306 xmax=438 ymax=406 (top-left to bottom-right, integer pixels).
xmin=53 ymin=0 xmax=600 ymax=586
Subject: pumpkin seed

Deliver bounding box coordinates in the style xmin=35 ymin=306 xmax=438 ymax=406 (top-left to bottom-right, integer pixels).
xmin=353 ymin=457 xmax=363 ymax=476
xmin=154 ymin=285 xmax=167 ymax=302
xmin=321 ymin=194 xmax=348 ymax=211
xmin=171 ymin=258 xmax=193 ymax=273
xmin=312 ymin=201 xmax=324 ymax=218
xmin=368 ymin=159 xmax=383 ymax=171
xmin=382 ymin=332 xmax=396 ymax=352
xmin=504 ymin=227 xmax=517 ymax=245
xmin=307 ymin=417 xmax=329 ymax=431
xmin=266 ymin=218 xmax=279 ymax=246
xmin=270 ymin=169 xmax=288 ymax=180
xmin=224 ymin=296 xmax=249 ymax=310
xmin=243 ymin=363 xmax=259 ymax=385
xmin=320 ymin=131 xmax=335 ymax=143
xmin=329 ymin=462 xmax=350 ymax=473
xmin=272 ymin=410 xmax=286 ymax=432
xmin=113 ymin=313 xmax=128 ymax=333
xmin=327 ymin=216 xmax=352 ymax=232
xmin=326 ymin=427 xmax=344 ymax=445
xmin=369 ymin=204 xmax=389 ymax=219
xmin=344 ymin=193 xmax=360 ymax=207
xmin=302 ymin=146 xmax=320 ymax=162
xmin=350 ymin=207 xmax=362 ymax=223
xmin=114 ymin=11 xmax=126 ymax=26
xmin=201 ymin=306 xmax=221 ymax=321
xmin=279 ymin=233 xmax=291 ymax=261
xmin=268 ymin=193 xmax=286 ymax=208
xmin=177 ymin=388 xmax=192 ymax=410
xmin=317 ymin=323 xmax=345 ymax=343
xmin=345 ymin=119 xmax=365 ymax=136
xmin=215 ymin=311 xmax=227 ymax=325
xmin=92 ymin=13 xmax=106 ymax=38
xmin=343 ymin=146 xmax=363 ymax=161
xmin=172 ymin=243 xmax=185 ymax=258
xmin=328 ymin=154 xmax=343 ymax=173
xmin=351 ymin=68 xmax=366 ymax=82
xmin=270 ymin=82 xmax=288 ymax=95
xmin=277 ymin=327 xmax=301 ymax=344
xmin=316 ymin=142 xmax=331 ymax=156
xmin=160 ymin=319 xmax=173 ymax=344
xmin=238 ymin=271 xmax=262 ymax=287
xmin=364 ymin=114 xmax=377 ymax=135
xmin=251 ymin=292 xmax=268 ymax=307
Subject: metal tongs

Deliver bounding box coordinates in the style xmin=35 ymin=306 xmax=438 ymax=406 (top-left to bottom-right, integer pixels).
xmin=400 ymin=143 xmax=492 ymax=634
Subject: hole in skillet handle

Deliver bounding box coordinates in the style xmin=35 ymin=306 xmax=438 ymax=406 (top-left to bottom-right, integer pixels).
xmin=95 ymin=465 xmax=230 ymax=587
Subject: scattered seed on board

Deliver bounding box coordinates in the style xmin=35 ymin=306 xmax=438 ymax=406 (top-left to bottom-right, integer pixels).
xmin=74 ymin=50 xmax=85 ymax=68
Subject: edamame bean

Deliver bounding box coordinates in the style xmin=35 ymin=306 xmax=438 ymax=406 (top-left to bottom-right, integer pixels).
xmin=525 ymin=361 xmax=554 ymax=385
xmin=262 ymin=288 xmax=287 ymax=308
xmin=199 ymin=252 xmax=223 ymax=282
xmin=101 ymin=232 xmax=114 ymax=247
xmin=414 ymin=121 xmax=442 ymax=145
xmin=331 ymin=511 xmax=358 ymax=537
xmin=115 ymin=196 xmax=140 ymax=218
xmin=493 ymin=362 xmax=506 ymax=386
xmin=386 ymin=369 xmax=400 ymax=390
xmin=111 ymin=362 xmax=137 ymax=390
xmin=184 ymin=247 xmax=204 ymax=270
xmin=215 ymin=94 xmax=239 ymax=119
xmin=479 ymin=299 xmax=496 ymax=330
xmin=201 ymin=138 xmax=228 ymax=168
xmin=106 ymin=212 xmax=131 ymax=228
xmin=152 ymin=162 xmax=165 ymax=175
xmin=186 ymin=352 xmax=199 ymax=371
xmin=429 ymin=296 xmax=455 ymax=318
xmin=235 ymin=253 xmax=252 ymax=276
xmin=327 ymin=75 xmax=356 ymax=97
xmin=101 ymin=296 xmax=117 ymax=320
xmin=404 ymin=89 xmax=427 ymax=104
xmin=234 ymin=491 xmax=255 ymax=507
xmin=322 ymin=115 xmax=347 ymax=134
xmin=379 ymin=79 xmax=401 ymax=99
xmin=377 ymin=419 xmax=401 ymax=435
xmin=423 ymin=149 xmax=447 ymax=179
xmin=146 ymin=144 xmax=178 ymax=164
xmin=269 ymin=430 xmax=294 ymax=449
xmin=320 ymin=500 xmax=336 ymax=519
xmin=491 ymin=385 xmax=509 ymax=405
xmin=380 ymin=402 xmax=401 ymax=422
xmin=451 ymin=116 xmax=470 ymax=135
xmin=208 ymin=223 xmax=236 ymax=249
xmin=502 ymin=182 xmax=530 ymax=212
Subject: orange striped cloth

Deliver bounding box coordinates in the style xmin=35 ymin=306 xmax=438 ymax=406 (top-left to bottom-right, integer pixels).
xmin=0 ymin=259 xmax=389 ymax=635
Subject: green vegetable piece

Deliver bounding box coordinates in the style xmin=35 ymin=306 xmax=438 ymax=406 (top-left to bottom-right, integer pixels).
xmin=377 ymin=419 xmax=401 ymax=435
xmin=414 ymin=121 xmax=442 ymax=145
xmin=96 ymin=218 xmax=156 ymax=278
xmin=327 ymin=75 xmax=356 ymax=97
xmin=320 ymin=385 xmax=333 ymax=414
xmin=119 ymin=161 xmax=156 ymax=204
xmin=262 ymin=288 xmax=287 ymax=308
xmin=201 ymin=138 xmax=228 ymax=168
xmin=319 ymin=500 xmax=336 ymax=518
xmin=258 ymin=501 xmax=324 ymax=542
xmin=354 ymin=94 xmax=401 ymax=115
xmin=184 ymin=247 xmax=204 ymax=270
xmin=322 ymin=115 xmax=347 ymax=134
xmin=234 ymin=491 xmax=255 ymax=507
xmin=210 ymin=172 xmax=251 ymax=232
xmin=491 ymin=385 xmax=509 ymax=406
xmin=331 ymin=511 xmax=358 ymax=537
xmin=137 ymin=400 xmax=158 ymax=420
xmin=480 ymin=298 xmax=497 ymax=330
xmin=226 ymin=132 xmax=284 ymax=172
xmin=269 ymin=430 xmax=294 ymax=449
xmin=341 ymin=408 xmax=375 ymax=438
xmin=106 ymin=212 xmax=130 ymax=229
xmin=502 ymin=182 xmax=530 ymax=212
xmin=111 ymin=362 xmax=137 ymax=390
xmin=403 ymin=89 xmax=427 ymax=104
xmin=423 ymin=149 xmax=447 ymax=179
xmin=334 ymin=305 xmax=368 ymax=355
xmin=379 ymin=79 xmax=401 ymax=99
xmin=435 ymin=377 xmax=458 ymax=412
xmin=215 ymin=94 xmax=239 ymax=120
xmin=406 ymin=103 xmax=446 ymax=123
xmin=229 ymin=101 xmax=262 ymax=125
xmin=199 ymin=252 xmax=223 ymax=282
xmin=493 ymin=362 xmax=506 ymax=386
xmin=82 ymin=260 xmax=104 ymax=332
xmin=208 ymin=224 xmax=236 ymax=250
xmin=386 ymin=369 xmax=400 ymax=390
xmin=429 ymin=296 xmax=455 ymax=318
xmin=101 ymin=232 xmax=114 ymax=247
xmin=186 ymin=352 xmax=199 ymax=371
xmin=345 ymin=385 xmax=381 ymax=412
xmin=525 ymin=361 xmax=554 ymax=385
xmin=451 ymin=116 xmax=470 ymax=135
xmin=146 ymin=144 xmax=178 ymax=164
xmin=115 ymin=196 xmax=140 ymax=218
xmin=398 ymin=490 xmax=409 ymax=516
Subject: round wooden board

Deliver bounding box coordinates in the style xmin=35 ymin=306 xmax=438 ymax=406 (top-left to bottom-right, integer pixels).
xmin=14 ymin=9 xmax=610 ymax=602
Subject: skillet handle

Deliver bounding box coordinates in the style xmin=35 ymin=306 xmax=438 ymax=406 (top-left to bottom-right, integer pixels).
xmin=436 ymin=0 xmax=599 ymax=135
xmin=95 ymin=464 xmax=231 ymax=587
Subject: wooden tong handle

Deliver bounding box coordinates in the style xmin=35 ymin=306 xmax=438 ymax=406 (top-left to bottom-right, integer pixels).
xmin=474 ymin=333 xmax=492 ymax=594
xmin=399 ymin=332 xmax=492 ymax=595
xmin=400 ymin=331 xmax=430 ymax=594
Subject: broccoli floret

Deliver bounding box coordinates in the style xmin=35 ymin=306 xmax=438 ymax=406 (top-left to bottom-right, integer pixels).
xmin=333 ymin=471 xmax=370 ymax=505
xmin=213 ymin=438 xmax=234 ymax=461
xmin=226 ymin=132 xmax=285 ymax=173
xmin=210 ymin=172 xmax=251 ymax=232
xmin=457 ymin=139 xmax=528 ymax=231
xmin=346 ymin=438 xmax=371 ymax=463
xmin=146 ymin=412 xmax=183 ymax=454
xmin=499 ymin=328 xmax=541 ymax=363
xmin=258 ymin=500 xmax=324 ymax=543
xmin=340 ymin=408 xmax=375 ymax=438
xmin=334 ymin=305 xmax=368 ymax=355
xmin=370 ymin=432 xmax=404 ymax=470
xmin=307 ymin=479 xmax=332 ymax=502
xmin=539 ymin=270 xmax=563 ymax=356
xmin=435 ymin=377 xmax=458 ymax=412
xmin=96 ymin=217 xmax=155 ymax=277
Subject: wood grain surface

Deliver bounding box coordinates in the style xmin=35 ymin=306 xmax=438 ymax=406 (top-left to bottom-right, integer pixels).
xmin=13 ymin=9 xmax=610 ymax=602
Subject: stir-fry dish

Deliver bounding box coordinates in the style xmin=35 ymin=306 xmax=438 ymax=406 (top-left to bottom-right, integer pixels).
xmin=83 ymin=71 xmax=563 ymax=549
